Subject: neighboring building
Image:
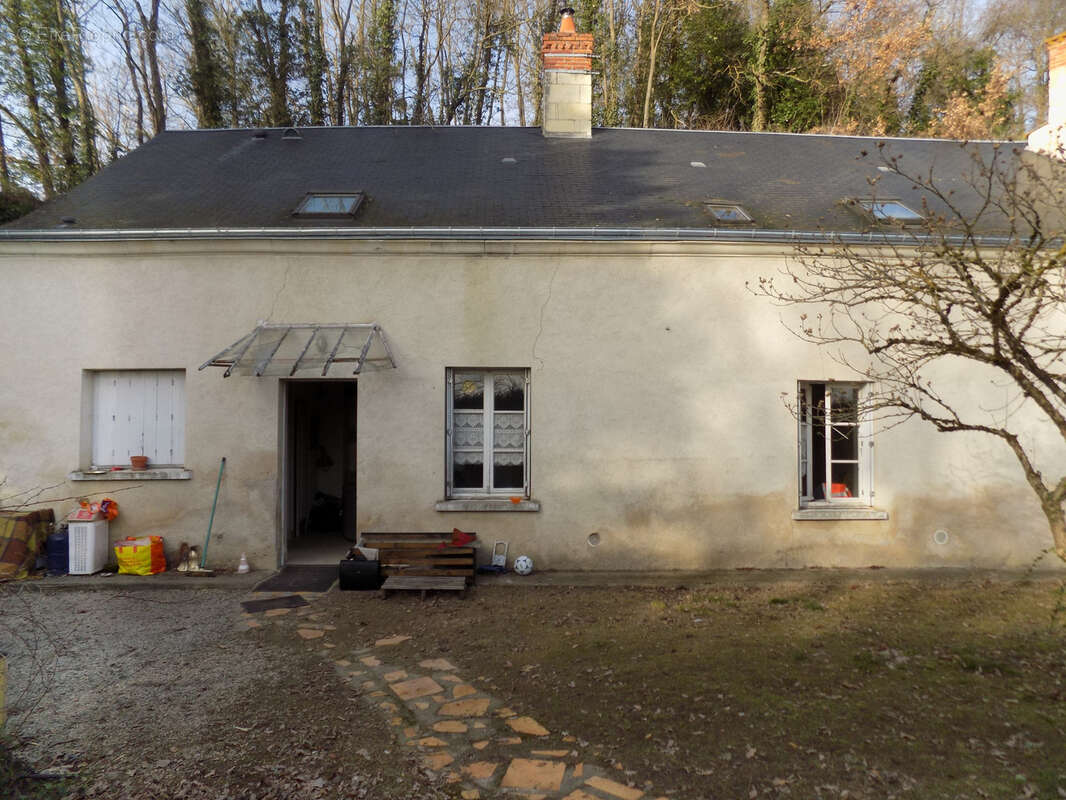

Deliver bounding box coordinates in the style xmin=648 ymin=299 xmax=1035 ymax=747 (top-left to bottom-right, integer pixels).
xmin=1 ymin=18 xmax=1064 ymax=571
xmin=1029 ymin=31 xmax=1066 ymax=157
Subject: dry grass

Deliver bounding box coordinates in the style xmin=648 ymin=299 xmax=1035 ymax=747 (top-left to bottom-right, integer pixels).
xmin=325 ymin=575 xmax=1066 ymax=799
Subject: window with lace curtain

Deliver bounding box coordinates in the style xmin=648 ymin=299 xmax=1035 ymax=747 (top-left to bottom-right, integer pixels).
xmin=446 ymin=369 xmax=530 ymax=497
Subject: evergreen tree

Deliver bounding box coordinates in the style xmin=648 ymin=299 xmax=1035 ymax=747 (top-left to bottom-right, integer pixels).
xmin=185 ymin=0 xmax=226 ymax=127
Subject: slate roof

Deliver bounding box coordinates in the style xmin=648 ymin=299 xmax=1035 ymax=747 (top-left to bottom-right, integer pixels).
xmin=2 ymin=125 xmax=1026 ymax=235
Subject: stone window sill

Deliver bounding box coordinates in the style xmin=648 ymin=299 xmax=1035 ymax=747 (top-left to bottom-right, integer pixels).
xmin=69 ymin=468 xmax=193 ymax=481
xmin=435 ymin=498 xmax=541 ymax=512
xmin=792 ymin=507 xmax=888 ymax=521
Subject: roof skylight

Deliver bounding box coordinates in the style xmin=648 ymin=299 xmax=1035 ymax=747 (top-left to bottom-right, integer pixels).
xmin=704 ymin=203 xmax=752 ymax=223
xmin=858 ymin=199 xmax=923 ymax=223
xmin=293 ymin=193 xmax=363 ymax=217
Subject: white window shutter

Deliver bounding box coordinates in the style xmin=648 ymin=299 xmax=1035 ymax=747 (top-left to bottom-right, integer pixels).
xmin=90 ymin=370 xmax=185 ymax=466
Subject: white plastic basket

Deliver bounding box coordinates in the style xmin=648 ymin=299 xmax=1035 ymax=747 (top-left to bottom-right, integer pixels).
xmin=68 ymin=520 xmax=109 ymax=574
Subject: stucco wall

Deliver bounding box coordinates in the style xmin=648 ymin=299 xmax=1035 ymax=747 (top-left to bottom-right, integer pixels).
xmin=0 ymin=238 xmax=1060 ymax=570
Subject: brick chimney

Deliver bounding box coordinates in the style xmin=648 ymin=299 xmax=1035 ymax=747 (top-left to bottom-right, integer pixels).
xmin=1028 ymin=31 xmax=1066 ymax=158
xmin=541 ymin=8 xmax=593 ymax=138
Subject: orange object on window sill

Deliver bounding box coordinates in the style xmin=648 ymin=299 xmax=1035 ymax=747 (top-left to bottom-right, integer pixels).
xmin=824 ymin=482 xmax=852 ymax=498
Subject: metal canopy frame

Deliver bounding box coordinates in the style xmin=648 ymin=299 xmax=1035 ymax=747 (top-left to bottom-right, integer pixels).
xmin=199 ymin=322 xmax=396 ymax=377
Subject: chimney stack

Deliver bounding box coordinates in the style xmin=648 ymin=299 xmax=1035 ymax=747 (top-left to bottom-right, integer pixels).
xmin=541 ymin=8 xmax=593 ymax=138
xmin=1028 ymin=31 xmax=1066 ymax=158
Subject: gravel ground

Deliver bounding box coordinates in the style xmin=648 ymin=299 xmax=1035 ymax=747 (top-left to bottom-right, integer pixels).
xmin=0 ymin=584 xmax=448 ymax=799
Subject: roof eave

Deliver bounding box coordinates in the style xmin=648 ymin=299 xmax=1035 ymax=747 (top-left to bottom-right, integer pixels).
xmin=0 ymin=225 xmax=1015 ymax=247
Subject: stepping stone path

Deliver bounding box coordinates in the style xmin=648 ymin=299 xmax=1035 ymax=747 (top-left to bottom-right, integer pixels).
xmin=241 ymin=592 xmax=671 ymax=800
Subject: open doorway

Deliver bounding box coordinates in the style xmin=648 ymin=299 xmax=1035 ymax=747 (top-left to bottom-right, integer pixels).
xmin=282 ymin=381 xmax=356 ymax=564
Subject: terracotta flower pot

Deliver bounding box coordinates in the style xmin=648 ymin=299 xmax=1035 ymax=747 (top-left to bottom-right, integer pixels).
xmin=130 ymin=455 xmax=149 ymax=471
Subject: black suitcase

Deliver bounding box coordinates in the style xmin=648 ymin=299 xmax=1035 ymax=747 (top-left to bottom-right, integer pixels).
xmin=338 ymin=557 xmax=381 ymax=590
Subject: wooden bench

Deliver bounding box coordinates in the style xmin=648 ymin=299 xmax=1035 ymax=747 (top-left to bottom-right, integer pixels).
xmin=360 ymin=532 xmax=476 ymax=583
xmin=380 ymin=575 xmax=468 ymax=600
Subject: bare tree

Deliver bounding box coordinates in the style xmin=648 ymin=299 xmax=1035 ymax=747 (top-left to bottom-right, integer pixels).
xmin=133 ymin=0 xmax=168 ymax=133
xmin=753 ymin=143 xmax=1066 ymax=562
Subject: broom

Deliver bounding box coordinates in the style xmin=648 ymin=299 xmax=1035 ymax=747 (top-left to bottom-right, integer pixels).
xmin=187 ymin=456 xmax=225 ymax=577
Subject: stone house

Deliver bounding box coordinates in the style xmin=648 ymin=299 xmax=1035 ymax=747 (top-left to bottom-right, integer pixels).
xmin=1 ymin=18 xmax=1064 ymax=571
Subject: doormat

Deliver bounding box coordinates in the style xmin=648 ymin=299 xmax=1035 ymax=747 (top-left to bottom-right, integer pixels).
xmin=240 ymin=593 xmax=310 ymax=614
xmin=253 ymin=565 xmax=338 ymax=593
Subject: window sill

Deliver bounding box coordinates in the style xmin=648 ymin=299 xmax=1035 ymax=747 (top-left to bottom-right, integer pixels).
xmin=436 ymin=498 xmax=541 ymax=512
xmin=69 ymin=468 xmax=193 ymax=481
xmin=792 ymin=507 xmax=888 ymax=521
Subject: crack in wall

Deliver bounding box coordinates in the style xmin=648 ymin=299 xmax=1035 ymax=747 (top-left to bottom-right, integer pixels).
xmin=531 ymin=263 xmax=560 ymax=372
xmin=267 ymin=262 xmax=293 ymax=321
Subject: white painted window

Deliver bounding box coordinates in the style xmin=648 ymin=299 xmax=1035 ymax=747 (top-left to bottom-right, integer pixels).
xmin=90 ymin=370 xmax=186 ymax=466
xmin=798 ymin=381 xmax=873 ymax=507
xmin=446 ymin=369 xmax=530 ymax=497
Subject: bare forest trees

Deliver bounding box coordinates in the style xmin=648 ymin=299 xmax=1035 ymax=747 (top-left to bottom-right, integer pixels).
xmin=0 ymin=0 xmax=1061 ymax=198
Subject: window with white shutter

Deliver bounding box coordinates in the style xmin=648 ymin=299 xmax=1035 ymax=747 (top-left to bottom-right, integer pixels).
xmin=89 ymin=370 xmax=186 ymax=467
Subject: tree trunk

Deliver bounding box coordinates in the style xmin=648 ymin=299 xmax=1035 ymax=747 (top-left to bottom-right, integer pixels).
xmin=641 ymin=0 xmax=662 ymax=128
xmin=329 ymin=0 xmax=354 ymax=125
xmin=512 ymin=38 xmax=525 ymax=127
xmin=43 ymin=5 xmax=78 ymax=186
xmin=1041 ymin=497 xmax=1066 ymax=564
xmin=0 ymin=113 xmax=9 ymax=190
xmin=751 ymin=0 xmax=771 ymax=132
xmin=134 ymin=0 xmax=167 ymax=134
xmin=5 ymin=0 xmax=55 ymax=197
xmin=186 ymin=0 xmax=225 ymax=127
xmin=114 ymin=6 xmax=146 ymax=144
xmin=412 ymin=5 xmax=429 ymax=124
xmin=56 ymin=0 xmax=99 ymax=174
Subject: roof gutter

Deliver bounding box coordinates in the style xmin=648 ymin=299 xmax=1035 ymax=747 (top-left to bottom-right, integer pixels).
xmin=0 ymin=225 xmax=1017 ymax=247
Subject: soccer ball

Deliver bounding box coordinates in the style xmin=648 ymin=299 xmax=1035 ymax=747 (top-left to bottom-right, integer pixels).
xmin=513 ymin=555 xmax=534 ymax=575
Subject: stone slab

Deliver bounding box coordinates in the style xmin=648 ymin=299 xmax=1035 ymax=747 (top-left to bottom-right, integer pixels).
xmin=439 ymin=697 xmax=491 ymax=717
xmin=463 ymin=761 xmax=499 ymax=781
xmin=417 ymin=737 xmax=449 ymax=747
xmin=507 ymin=716 xmax=550 ymax=736
xmin=500 ymin=759 xmax=566 ymax=791
xmin=433 ymin=720 xmax=468 ymax=733
xmin=390 ymin=676 xmax=445 ymax=700
xmin=376 ymin=635 xmax=412 ymax=646
xmin=419 ymin=658 xmax=457 ymax=670
xmin=422 ymin=752 xmax=454 ymax=771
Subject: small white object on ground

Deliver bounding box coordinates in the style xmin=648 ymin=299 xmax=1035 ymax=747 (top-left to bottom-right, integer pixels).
xmin=513 ymin=555 xmax=533 ymax=575
xmin=237 ymin=553 xmax=250 ymax=573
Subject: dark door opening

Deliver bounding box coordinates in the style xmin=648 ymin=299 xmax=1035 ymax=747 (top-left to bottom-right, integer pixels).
xmin=284 ymin=381 xmax=356 ymax=564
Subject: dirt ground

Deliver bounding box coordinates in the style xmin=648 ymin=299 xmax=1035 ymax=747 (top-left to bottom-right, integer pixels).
xmin=0 ymin=584 xmax=449 ymax=800
xmin=2 ymin=571 xmax=1065 ymax=799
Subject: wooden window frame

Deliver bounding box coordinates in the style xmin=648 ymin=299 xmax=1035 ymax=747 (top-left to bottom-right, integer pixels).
xmin=445 ymin=368 xmax=531 ymax=499
xmin=797 ymin=380 xmax=873 ymax=508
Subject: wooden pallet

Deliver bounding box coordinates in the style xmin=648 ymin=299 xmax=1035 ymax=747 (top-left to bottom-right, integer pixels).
xmin=380 ymin=575 xmax=468 ymax=600
xmin=360 ymin=532 xmax=476 ymax=582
